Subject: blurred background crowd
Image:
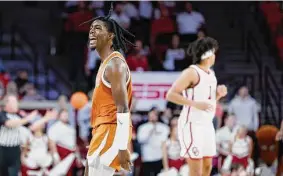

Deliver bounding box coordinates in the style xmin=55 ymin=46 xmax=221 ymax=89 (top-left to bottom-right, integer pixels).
xmin=0 ymin=1 xmax=283 ymax=176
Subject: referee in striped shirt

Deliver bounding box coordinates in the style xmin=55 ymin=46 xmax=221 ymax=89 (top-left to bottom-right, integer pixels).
xmin=0 ymin=94 xmax=36 ymax=176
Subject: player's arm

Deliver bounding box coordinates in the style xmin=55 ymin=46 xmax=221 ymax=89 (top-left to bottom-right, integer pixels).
xmin=104 ymin=57 xmax=132 ymax=171
xmin=166 ymin=68 xmax=197 ymax=106
xmin=166 ymin=68 xmax=213 ymax=111
xmin=105 ymin=57 xmax=129 ymax=114
xmin=104 ymin=57 xmax=130 ymax=148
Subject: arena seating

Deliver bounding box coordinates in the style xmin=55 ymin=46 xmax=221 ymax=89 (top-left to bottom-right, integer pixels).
xmin=260 ymin=2 xmax=283 ymax=62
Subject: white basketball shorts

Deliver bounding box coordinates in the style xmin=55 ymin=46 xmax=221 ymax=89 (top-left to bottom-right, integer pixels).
xmin=178 ymin=121 xmax=216 ymax=159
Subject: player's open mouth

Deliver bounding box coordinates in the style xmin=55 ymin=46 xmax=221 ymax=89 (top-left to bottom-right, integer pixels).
xmin=89 ymin=38 xmax=97 ymax=46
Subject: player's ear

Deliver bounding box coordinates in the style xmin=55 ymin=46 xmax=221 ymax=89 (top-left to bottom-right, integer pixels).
xmin=109 ymin=33 xmax=114 ymax=40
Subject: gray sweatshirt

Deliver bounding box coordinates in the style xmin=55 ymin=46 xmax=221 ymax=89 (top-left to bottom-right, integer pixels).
xmin=228 ymin=96 xmax=259 ymax=131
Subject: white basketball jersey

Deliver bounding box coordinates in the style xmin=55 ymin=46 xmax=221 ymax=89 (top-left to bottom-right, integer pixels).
xmin=179 ymin=65 xmax=217 ymax=124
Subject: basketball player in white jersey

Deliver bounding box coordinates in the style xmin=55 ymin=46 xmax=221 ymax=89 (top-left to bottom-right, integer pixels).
xmin=166 ymin=37 xmax=227 ymax=176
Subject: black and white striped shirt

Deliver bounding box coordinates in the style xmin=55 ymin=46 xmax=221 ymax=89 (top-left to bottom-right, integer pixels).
xmin=0 ymin=112 xmax=21 ymax=147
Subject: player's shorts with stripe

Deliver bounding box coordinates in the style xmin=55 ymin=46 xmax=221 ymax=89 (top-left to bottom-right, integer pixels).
xmin=178 ymin=120 xmax=216 ymax=159
xmin=87 ymin=124 xmax=132 ymax=171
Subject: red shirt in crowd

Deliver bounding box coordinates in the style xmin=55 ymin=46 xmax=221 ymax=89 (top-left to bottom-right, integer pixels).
xmin=126 ymin=55 xmax=149 ymax=71
xmin=65 ymin=11 xmax=93 ymax=32
xmin=0 ymin=72 xmax=10 ymax=88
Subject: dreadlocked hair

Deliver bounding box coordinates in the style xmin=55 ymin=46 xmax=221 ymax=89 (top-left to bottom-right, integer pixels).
xmin=187 ymin=37 xmax=219 ymax=64
xmin=81 ymin=2 xmax=135 ymax=53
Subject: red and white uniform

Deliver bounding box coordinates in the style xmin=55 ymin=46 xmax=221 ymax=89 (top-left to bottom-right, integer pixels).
xmin=23 ymin=135 xmax=53 ymax=169
xmin=165 ymin=139 xmax=184 ymax=170
xmin=231 ymin=136 xmax=251 ymax=159
xmin=178 ymin=65 xmax=217 ymax=159
xmin=222 ymin=136 xmax=254 ymax=173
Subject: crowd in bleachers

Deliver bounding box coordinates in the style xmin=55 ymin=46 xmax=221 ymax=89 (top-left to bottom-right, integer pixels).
xmin=61 ymin=1 xmax=206 ymax=89
xmin=2 ymin=76 xmax=282 ymax=175
xmin=0 ymin=1 xmax=283 ymax=176
xmin=260 ymin=2 xmax=283 ymax=64
xmin=0 ymin=63 xmax=44 ymax=102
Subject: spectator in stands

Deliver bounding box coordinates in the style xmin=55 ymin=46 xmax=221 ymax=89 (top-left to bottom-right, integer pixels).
xmin=48 ymin=109 xmax=78 ymax=176
xmin=0 ymin=60 xmax=4 ymax=73
xmin=228 ymin=86 xmax=260 ymax=167
xmin=131 ymin=127 xmax=142 ymax=176
xmin=0 ymin=94 xmax=38 ymax=176
xmin=85 ymin=48 xmax=100 ymax=90
xmin=163 ymin=2 xmax=176 ymax=18
xmin=14 ymin=70 xmax=29 ymax=95
xmin=216 ymin=115 xmax=238 ymax=170
xmin=127 ymin=40 xmax=149 ymax=71
xmin=139 ymin=1 xmax=153 ymax=21
xmin=6 ymin=81 xmax=18 ymax=97
xmin=130 ymin=97 xmax=143 ymax=127
xmin=162 ymin=117 xmax=183 ymax=171
xmin=64 ymin=1 xmax=92 ymax=85
xmin=122 ymin=1 xmax=139 ymax=20
xmin=163 ymin=34 xmax=185 ymax=71
xmin=0 ymin=61 xmax=10 ymax=89
xmin=89 ymin=1 xmax=104 ymax=16
xmin=46 ymin=95 xmax=69 ymax=130
xmin=149 ymin=5 xmax=175 ymax=71
xmin=75 ymin=103 xmax=91 ymax=143
xmin=64 ymin=1 xmax=79 ymax=14
xmin=150 ymin=5 xmax=175 ymax=48
xmin=57 ymin=95 xmax=68 ymax=111
xmin=228 ymin=86 xmax=259 ymax=132
xmin=21 ymin=110 xmax=60 ymax=175
xmin=111 ymin=3 xmax=131 ymax=29
xmin=0 ymin=82 xmax=4 ymax=100
xmin=153 ymin=1 xmax=166 ymax=20
xmin=22 ymin=84 xmax=45 ymax=101
xmin=69 ymin=103 xmax=90 ymax=168
xmin=64 ymin=1 xmax=93 ymax=33
xmin=230 ymin=163 xmax=247 ymax=176
xmin=222 ymin=125 xmax=254 ymax=175
xmin=137 ymin=108 xmax=170 ymax=176
xmin=197 ymin=28 xmax=207 ymax=40
xmin=164 ymin=1 xmax=176 ymax=8
xmin=160 ymin=108 xmax=173 ymax=125
xmin=176 ymin=2 xmax=205 ymax=42
xmin=139 ymin=1 xmax=153 ymax=45
xmin=214 ymin=102 xmax=224 ymax=129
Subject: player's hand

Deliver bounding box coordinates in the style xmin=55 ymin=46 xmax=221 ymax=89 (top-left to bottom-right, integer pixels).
xmin=217 ymin=85 xmax=228 ymax=98
xmin=275 ymin=131 xmax=283 ymax=141
xmin=118 ymin=149 xmax=132 ymax=172
xmin=192 ymin=101 xmax=213 ymax=112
